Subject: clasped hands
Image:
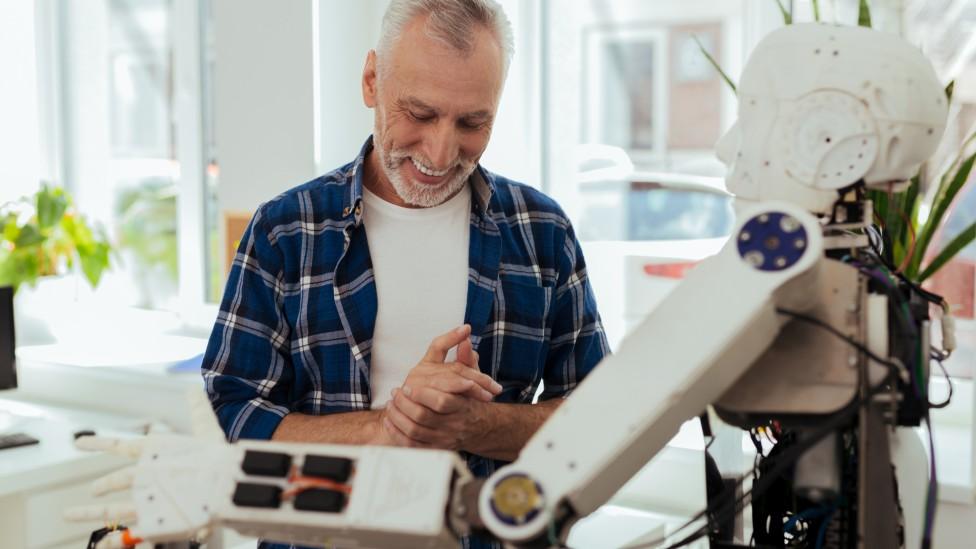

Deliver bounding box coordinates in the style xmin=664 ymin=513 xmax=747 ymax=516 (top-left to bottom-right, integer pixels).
xmin=375 ymin=324 xmax=502 ymax=451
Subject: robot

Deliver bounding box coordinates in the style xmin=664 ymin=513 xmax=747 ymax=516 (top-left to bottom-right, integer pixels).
xmin=68 ymin=23 xmax=954 ymax=549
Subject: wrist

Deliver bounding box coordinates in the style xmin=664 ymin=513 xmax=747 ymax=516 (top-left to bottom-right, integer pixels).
xmin=463 ymin=400 xmax=495 ymax=449
xmin=368 ymin=410 xmax=393 ymax=446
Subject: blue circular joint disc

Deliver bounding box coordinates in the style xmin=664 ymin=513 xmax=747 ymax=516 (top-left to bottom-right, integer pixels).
xmin=736 ymin=212 xmax=809 ymax=272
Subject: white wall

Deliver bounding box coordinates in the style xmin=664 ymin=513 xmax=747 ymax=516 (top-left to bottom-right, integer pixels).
xmin=0 ymin=0 xmax=42 ymax=203
xmin=213 ymin=0 xmax=318 ymax=215
xmin=316 ymin=0 xmax=388 ymax=173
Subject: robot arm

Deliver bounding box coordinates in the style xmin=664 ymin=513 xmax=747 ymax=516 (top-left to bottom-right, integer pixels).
xmin=68 ymin=202 xmax=824 ymax=549
xmin=476 ymin=202 xmax=825 ymax=544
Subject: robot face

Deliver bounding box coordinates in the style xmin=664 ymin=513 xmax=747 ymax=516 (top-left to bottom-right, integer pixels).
xmin=718 ymin=23 xmax=948 ymax=215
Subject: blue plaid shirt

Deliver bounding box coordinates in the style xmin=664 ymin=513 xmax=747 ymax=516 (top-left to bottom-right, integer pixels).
xmin=203 ymin=137 xmax=609 ymax=548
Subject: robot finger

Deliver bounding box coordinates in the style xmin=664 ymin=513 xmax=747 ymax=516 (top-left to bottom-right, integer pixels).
xmin=91 ymin=466 xmax=135 ymax=496
xmin=75 ymin=435 xmax=145 ymax=459
xmin=93 ymin=529 xmax=143 ymax=549
xmin=64 ymin=502 xmax=139 ymax=524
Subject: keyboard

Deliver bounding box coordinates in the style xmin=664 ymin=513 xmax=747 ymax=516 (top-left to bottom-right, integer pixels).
xmin=0 ymin=432 xmax=40 ymax=450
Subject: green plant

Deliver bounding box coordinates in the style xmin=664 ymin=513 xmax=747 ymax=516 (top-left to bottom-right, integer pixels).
xmin=116 ymin=179 xmax=178 ymax=284
xmin=696 ymin=0 xmax=976 ymax=284
xmin=0 ymin=185 xmax=112 ymax=292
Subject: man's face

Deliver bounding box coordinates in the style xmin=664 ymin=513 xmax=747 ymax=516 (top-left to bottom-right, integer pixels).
xmin=362 ymin=15 xmax=504 ymax=208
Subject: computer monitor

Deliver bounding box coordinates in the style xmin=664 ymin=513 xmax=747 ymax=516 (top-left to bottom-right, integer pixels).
xmin=0 ymin=285 xmax=37 ymax=450
xmin=0 ymin=286 xmax=15 ymax=390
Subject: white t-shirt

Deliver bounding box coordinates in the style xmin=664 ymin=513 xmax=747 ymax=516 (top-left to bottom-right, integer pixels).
xmin=362 ymin=184 xmax=471 ymax=409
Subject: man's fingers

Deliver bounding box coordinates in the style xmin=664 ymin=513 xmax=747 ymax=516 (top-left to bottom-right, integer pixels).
xmin=385 ymin=400 xmax=439 ymax=444
xmin=404 ymin=386 xmax=465 ymax=414
xmin=75 ymin=435 xmax=144 ymax=459
xmin=462 ymin=384 xmax=496 ymax=402
xmin=423 ymin=325 xmax=472 ymax=363
xmin=382 ymin=413 xmax=433 ymax=449
xmin=64 ymin=502 xmax=138 ymax=524
xmin=92 ymin=466 xmax=136 ymax=496
xmin=428 ymin=374 xmax=477 ymax=395
xmin=392 ymin=389 xmax=438 ymax=428
xmin=457 ymin=338 xmax=476 ymax=368
xmin=428 ymin=375 xmax=490 ymax=401
xmin=450 ymin=365 xmax=502 ymax=396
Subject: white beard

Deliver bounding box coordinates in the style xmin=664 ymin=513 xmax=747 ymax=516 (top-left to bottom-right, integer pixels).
xmin=376 ymin=141 xmax=476 ymax=208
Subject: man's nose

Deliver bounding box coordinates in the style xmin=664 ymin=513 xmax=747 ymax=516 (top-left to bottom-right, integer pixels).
xmin=425 ymin=123 xmax=459 ymax=169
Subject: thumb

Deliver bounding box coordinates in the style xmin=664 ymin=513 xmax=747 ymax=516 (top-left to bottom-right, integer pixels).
xmin=457 ymin=337 xmax=478 ymax=369
xmin=423 ymin=324 xmax=472 ymax=363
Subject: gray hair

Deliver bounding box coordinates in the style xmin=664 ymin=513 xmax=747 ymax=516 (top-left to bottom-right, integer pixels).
xmin=376 ymin=0 xmax=514 ymax=75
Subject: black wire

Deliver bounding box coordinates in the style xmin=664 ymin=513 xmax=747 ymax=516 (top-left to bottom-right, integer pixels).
xmin=774 ymin=308 xmax=904 ymax=372
xmin=623 ymin=308 xmax=903 ymax=549
xmin=625 ymin=380 xmax=893 ymax=549
xmin=928 ymin=355 xmax=954 ymax=409
xmin=661 ymin=394 xmax=874 ymax=549
xmin=861 ymin=231 xmax=947 ymax=307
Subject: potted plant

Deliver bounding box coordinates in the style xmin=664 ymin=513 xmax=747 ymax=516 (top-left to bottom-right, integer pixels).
xmin=0 ymin=184 xmax=112 ymax=344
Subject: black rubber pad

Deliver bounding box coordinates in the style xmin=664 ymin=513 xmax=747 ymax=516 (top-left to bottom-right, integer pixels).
xmin=242 ymin=450 xmax=292 ymax=478
xmin=301 ymin=455 xmax=353 ymax=482
xmin=293 ymin=488 xmax=346 ymax=512
xmin=232 ymin=482 xmax=282 ymax=508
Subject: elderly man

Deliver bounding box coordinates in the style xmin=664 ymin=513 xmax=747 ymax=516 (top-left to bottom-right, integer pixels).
xmin=203 ymin=1 xmax=608 ymax=546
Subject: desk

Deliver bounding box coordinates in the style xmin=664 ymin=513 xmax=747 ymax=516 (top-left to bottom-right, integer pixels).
xmin=0 ymin=397 xmax=139 ymax=549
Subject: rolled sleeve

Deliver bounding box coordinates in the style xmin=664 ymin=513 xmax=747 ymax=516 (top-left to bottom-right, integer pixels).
xmin=202 ymin=208 xmax=294 ymax=441
xmin=541 ymin=225 xmax=610 ymax=400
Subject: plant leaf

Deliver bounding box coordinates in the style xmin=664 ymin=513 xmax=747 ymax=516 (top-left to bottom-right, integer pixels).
xmin=773 ymin=0 xmax=792 ymax=24
xmin=918 ymin=222 xmax=976 ymax=282
xmin=946 ymin=80 xmax=955 ymax=102
xmin=910 ymin=149 xmax=976 ymax=278
xmin=694 ymin=34 xmax=737 ymax=94
xmin=13 ymin=224 xmax=44 ymax=248
xmin=858 ymin=0 xmax=873 ymax=27
xmin=36 ymin=185 xmax=68 ymax=230
xmin=812 ymin=0 xmax=821 ymax=22
xmin=2 ymin=213 xmax=21 ymax=243
xmin=78 ymin=241 xmax=111 ymax=288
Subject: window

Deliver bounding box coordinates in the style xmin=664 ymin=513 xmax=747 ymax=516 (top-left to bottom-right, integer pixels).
xmin=541 ymin=0 xmax=776 ymax=346
xmin=47 ymin=0 xmax=212 ymax=311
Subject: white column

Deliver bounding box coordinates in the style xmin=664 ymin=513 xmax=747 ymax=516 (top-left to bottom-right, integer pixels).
xmin=173 ymin=0 xmax=206 ymax=306
xmin=315 ymin=0 xmax=387 ymax=173
xmin=213 ymin=0 xmax=318 ymax=215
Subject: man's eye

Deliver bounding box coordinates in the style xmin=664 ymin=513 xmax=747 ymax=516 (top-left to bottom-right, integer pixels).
xmin=410 ymin=112 xmax=434 ymax=122
xmin=460 ymin=120 xmax=486 ymax=130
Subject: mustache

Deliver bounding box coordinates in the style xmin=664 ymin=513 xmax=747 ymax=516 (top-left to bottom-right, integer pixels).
xmin=386 ymin=149 xmax=475 ymax=172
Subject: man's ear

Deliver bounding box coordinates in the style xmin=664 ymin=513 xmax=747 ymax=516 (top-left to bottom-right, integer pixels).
xmin=362 ymin=50 xmax=378 ymax=108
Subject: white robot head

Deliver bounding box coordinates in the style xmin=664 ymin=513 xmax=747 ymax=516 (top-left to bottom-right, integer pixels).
xmin=716 ymin=23 xmax=948 ymax=214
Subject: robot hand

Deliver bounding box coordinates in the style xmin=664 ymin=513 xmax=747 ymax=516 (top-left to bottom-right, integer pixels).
xmin=66 ymin=432 xmax=231 ymax=548
xmin=67 ymin=388 xmax=473 ymax=549
xmin=66 ymin=388 xmax=233 ymax=548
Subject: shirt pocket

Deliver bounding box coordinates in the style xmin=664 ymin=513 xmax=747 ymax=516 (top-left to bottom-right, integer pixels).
xmin=489 ymin=276 xmax=553 ymax=403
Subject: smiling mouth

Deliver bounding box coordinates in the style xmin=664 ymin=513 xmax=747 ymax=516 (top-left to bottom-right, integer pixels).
xmin=410 ymin=157 xmax=451 ymax=177
xmin=405 ymin=157 xmax=455 ymax=185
